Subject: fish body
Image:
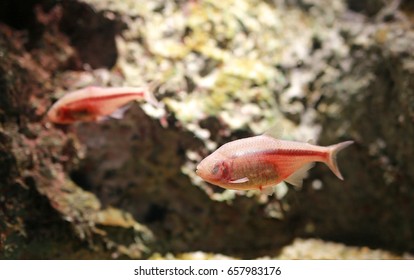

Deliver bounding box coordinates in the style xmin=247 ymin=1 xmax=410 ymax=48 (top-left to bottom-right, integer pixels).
xmin=196 ymin=133 xmax=353 ymax=192
xmin=47 ymin=86 xmax=152 ymax=124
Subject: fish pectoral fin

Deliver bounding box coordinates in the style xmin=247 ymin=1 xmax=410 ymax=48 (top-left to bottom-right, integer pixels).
xmin=229 ymin=177 xmax=249 ymax=184
xmin=284 ymin=163 xmax=315 ymax=187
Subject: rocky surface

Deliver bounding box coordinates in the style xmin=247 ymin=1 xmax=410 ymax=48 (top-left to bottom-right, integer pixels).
xmin=291 ymin=1 xmax=414 ymax=253
xmin=0 ymin=1 xmax=153 ymax=259
xmin=151 ymin=238 xmax=413 ymax=260
xmin=1 ymin=0 xmax=413 ymax=259
xmin=274 ymin=238 xmax=413 ymax=260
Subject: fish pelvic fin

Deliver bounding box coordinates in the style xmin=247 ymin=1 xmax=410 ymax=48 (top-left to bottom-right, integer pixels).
xmin=261 ymin=186 xmax=274 ymax=196
xmin=326 ymin=140 xmax=354 ymax=180
xmin=261 ymin=182 xmax=289 ymax=198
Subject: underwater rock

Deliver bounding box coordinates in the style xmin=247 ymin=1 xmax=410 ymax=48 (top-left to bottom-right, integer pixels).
xmin=292 ymin=7 xmax=414 ymax=253
xmin=1 ymin=0 xmax=413 ymax=259
xmin=0 ymin=0 xmax=153 ymax=259
xmin=275 ymin=238 xmax=413 ymax=259
xmin=74 ymin=104 xmax=295 ymax=257
xmin=346 ymin=0 xmax=388 ymax=16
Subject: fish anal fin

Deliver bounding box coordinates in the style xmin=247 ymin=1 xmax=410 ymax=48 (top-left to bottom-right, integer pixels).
xmin=97 ymin=116 xmax=107 ymax=122
xmin=229 ymin=177 xmax=249 ymax=184
xmin=263 ymin=125 xmax=284 ymax=139
xmin=261 ymin=182 xmax=289 ymax=198
xmin=109 ymin=104 xmax=132 ymax=119
xmin=284 ymin=163 xmax=315 ymax=187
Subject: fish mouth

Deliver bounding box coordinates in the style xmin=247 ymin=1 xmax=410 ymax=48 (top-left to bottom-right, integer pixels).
xmin=195 ymin=167 xmax=215 ymax=184
xmin=195 ymin=162 xmax=217 ymax=184
xmin=195 ymin=165 xmax=208 ymax=180
xmin=195 ymin=166 xmax=202 ymax=177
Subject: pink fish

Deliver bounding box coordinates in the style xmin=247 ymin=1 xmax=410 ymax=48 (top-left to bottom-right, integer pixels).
xmin=196 ymin=129 xmax=353 ymax=193
xmin=47 ymin=86 xmax=156 ymax=124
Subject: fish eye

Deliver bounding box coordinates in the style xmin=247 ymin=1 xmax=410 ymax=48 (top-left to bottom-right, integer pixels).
xmin=221 ymin=162 xmax=229 ymax=178
xmin=211 ymin=164 xmax=220 ymax=175
xmin=56 ymin=108 xmax=64 ymax=117
xmin=211 ymin=161 xmax=230 ymax=179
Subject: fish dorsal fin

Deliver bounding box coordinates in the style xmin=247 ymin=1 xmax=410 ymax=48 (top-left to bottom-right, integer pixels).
xmin=284 ymin=162 xmax=315 ymax=187
xmin=229 ymin=177 xmax=249 ymax=184
xmin=263 ymin=125 xmax=284 ymax=139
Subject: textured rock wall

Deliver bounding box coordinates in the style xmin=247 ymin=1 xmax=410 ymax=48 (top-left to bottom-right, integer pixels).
xmin=295 ymin=11 xmax=414 ymax=251
xmin=1 ymin=0 xmax=413 ymax=259
xmin=0 ymin=0 xmax=153 ymax=259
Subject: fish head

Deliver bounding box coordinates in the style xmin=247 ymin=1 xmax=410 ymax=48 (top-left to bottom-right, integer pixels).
xmin=46 ymin=104 xmax=62 ymax=123
xmin=196 ymin=152 xmax=231 ymax=185
xmin=47 ymin=105 xmax=77 ymax=124
xmin=47 ymin=103 xmax=95 ymax=124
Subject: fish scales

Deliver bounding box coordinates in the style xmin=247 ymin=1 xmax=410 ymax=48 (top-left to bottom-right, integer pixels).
xmin=232 ymin=155 xmax=277 ymax=188
xmin=196 ymin=132 xmax=353 ymax=193
xmin=47 ymin=86 xmax=152 ymax=124
xmin=67 ymin=93 xmax=143 ymax=115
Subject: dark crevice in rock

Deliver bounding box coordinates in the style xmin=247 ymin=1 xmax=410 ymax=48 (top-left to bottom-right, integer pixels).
xmin=143 ymin=203 xmax=168 ymax=224
xmin=59 ymin=1 xmax=126 ymax=69
xmin=0 ymin=0 xmax=55 ymax=30
xmin=346 ymin=0 xmax=387 ymax=16
xmin=0 ymin=0 xmax=125 ymax=69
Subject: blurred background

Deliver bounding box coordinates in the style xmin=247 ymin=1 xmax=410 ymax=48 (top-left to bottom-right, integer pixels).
xmin=0 ymin=0 xmax=414 ymax=259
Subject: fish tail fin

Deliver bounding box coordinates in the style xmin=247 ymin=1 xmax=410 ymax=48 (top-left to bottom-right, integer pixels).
xmin=144 ymin=81 xmax=161 ymax=107
xmin=326 ymin=140 xmax=354 ymax=180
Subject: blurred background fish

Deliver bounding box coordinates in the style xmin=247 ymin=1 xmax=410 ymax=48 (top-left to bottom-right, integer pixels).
xmin=47 ymin=86 xmax=156 ymax=124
